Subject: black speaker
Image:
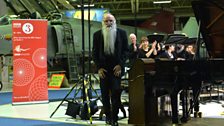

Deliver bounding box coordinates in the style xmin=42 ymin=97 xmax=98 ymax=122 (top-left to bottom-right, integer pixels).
xmin=65 ymin=101 xmax=81 ymax=118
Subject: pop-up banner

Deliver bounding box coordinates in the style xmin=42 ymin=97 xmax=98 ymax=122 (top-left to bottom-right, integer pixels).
xmin=12 ymin=19 xmax=48 ymax=104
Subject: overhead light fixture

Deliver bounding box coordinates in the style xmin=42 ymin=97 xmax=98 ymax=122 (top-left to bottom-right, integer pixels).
xmin=77 ymin=4 xmax=95 ymax=8
xmin=153 ymin=0 xmax=171 ymax=4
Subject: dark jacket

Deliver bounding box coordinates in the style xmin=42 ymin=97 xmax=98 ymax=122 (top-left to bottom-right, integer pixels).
xmin=128 ymin=43 xmax=139 ymax=67
xmin=157 ymin=51 xmax=177 ymax=60
xmin=92 ymin=28 xmax=129 ymax=75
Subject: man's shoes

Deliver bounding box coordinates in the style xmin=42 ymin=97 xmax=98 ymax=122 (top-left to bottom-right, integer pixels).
xmin=106 ymin=120 xmax=112 ymax=125
xmin=106 ymin=120 xmax=119 ymax=126
xmin=111 ymin=121 xmax=119 ymax=126
xmin=180 ymin=116 xmax=190 ymax=123
xmin=172 ymin=117 xmax=179 ymax=124
xmin=106 ymin=119 xmax=112 ymax=125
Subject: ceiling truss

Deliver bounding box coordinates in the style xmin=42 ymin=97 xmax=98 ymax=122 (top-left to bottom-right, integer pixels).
xmin=66 ymin=0 xmax=195 ymax=20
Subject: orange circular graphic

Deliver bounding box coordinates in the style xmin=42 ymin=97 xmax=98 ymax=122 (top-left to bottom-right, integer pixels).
xmin=32 ymin=48 xmax=47 ymax=68
xmin=14 ymin=59 xmax=35 ymax=86
xmin=29 ymin=74 xmax=48 ymax=101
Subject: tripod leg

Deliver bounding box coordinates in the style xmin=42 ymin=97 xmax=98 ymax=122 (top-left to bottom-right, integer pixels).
xmin=86 ymin=74 xmax=102 ymax=101
xmin=88 ymin=74 xmax=102 ymax=101
xmin=50 ymin=83 xmax=78 ymax=118
xmin=90 ymin=83 xmax=101 ymax=99
xmin=91 ymin=73 xmax=99 ymax=83
xmin=73 ymin=86 xmax=83 ymax=101
xmin=84 ymin=79 xmax=92 ymax=124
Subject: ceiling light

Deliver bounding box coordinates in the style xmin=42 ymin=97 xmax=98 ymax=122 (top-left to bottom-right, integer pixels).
xmin=77 ymin=4 xmax=95 ymax=8
xmin=153 ymin=0 xmax=172 ymax=4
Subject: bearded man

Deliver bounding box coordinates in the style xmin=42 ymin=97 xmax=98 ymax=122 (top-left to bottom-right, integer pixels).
xmin=92 ymin=13 xmax=128 ymax=126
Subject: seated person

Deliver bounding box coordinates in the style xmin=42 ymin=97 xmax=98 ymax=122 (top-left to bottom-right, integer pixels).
xmin=157 ymin=44 xmax=176 ymax=60
xmin=185 ymin=44 xmax=195 ymax=60
xmin=138 ymin=36 xmax=157 ymax=58
xmin=175 ymin=44 xmax=196 ymax=60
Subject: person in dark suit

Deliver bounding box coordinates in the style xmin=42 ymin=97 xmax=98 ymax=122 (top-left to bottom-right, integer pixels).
xmin=128 ymin=33 xmax=139 ymax=67
xmin=92 ymin=13 xmax=129 ymax=126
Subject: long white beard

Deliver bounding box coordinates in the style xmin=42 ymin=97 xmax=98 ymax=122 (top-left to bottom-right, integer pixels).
xmin=102 ymin=23 xmax=117 ymax=55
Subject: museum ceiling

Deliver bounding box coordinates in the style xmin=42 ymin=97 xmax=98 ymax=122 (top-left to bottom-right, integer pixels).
xmin=65 ymin=0 xmax=195 ymax=20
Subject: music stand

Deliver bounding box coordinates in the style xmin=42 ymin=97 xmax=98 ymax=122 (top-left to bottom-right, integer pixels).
xmin=164 ymin=34 xmax=188 ymax=45
xmin=147 ymin=34 xmax=165 ymax=43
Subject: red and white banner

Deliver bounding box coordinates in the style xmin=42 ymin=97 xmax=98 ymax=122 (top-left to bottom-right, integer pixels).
xmin=12 ymin=20 xmax=48 ymax=104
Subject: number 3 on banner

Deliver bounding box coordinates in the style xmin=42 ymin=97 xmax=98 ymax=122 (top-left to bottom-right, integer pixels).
xmin=22 ymin=23 xmax=34 ymax=34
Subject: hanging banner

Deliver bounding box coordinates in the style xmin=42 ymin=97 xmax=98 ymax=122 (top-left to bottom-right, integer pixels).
xmin=12 ymin=19 xmax=48 ymax=104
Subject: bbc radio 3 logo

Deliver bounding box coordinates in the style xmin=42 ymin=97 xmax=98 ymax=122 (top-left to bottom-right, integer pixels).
xmin=22 ymin=23 xmax=34 ymax=34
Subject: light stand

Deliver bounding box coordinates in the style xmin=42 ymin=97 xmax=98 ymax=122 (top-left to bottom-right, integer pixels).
xmin=77 ymin=0 xmax=101 ymax=123
xmin=88 ymin=0 xmax=92 ymax=90
xmin=79 ymin=0 xmax=93 ymax=124
xmin=86 ymin=0 xmax=101 ymax=100
xmin=50 ymin=1 xmax=101 ymax=123
xmin=86 ymin=0 xmax=103 ymax=119
xmin=81 ymin=0 xmax=86 ymax=102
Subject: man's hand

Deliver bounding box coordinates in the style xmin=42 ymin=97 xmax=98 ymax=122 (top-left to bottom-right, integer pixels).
xmin=98 ymin=68 xmax=107 ymax=79
xmin=113 ymin=65 xmax=121 ymax=77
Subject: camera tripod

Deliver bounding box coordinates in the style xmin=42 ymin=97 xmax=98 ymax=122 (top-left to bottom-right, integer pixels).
xmin=50 ymin=74 xmax=101 ymax=124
